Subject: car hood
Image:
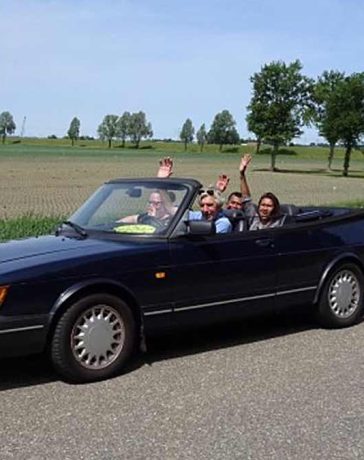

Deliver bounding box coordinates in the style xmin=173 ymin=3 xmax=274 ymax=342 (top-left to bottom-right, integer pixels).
xmin=0 ymin=235 xmax=120 ymax=264
xmin=0 ymin=234 xmax=167 ymax=285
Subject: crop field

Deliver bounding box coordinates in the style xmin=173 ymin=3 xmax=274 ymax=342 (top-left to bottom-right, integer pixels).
xmin=1 ymin=142 xmax=364 ymax=223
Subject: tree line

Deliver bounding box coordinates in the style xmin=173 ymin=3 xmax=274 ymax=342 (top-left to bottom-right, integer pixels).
xmin=2 ymin=60 xmax=364 ymax=176
xmin=67 ymin=111 xmax=153 ymax=149
xmin=246 ymin=61 xmax=364 ymax=177
xmin=180 ymin=110 xmax=240 ymax=153
xmin=180 ymin=61 xmax=364 ymax=177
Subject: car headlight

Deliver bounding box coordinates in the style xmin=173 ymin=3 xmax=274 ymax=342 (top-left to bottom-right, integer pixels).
xmin=0 ymin=286 xmax=9 ymax=306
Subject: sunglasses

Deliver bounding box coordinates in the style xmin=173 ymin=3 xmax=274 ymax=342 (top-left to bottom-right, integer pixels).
xmin=148 ymin=200 xmax=162 ymax=206
xmin=199 ymin=188 xmax=215 ymax=196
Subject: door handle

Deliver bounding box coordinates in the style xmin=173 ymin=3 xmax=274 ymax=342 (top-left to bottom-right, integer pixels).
xmin=255 ymin=238 xmax=274 ymax=248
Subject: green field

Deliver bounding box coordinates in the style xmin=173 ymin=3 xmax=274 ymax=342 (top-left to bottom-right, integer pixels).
xmin=3 ymin=136 xmax=364 ymax=162
xmin=1 ymin=139 xmax=364 ymax=241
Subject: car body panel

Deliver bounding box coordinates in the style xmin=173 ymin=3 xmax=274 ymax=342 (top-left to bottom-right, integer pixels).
xmin=274 ymin=215 xmax=364 ymax=307
xmin=168 ymin=231 xmax=276 ymax=324
xmin=0 ymin=236 xmax=174 ymax=315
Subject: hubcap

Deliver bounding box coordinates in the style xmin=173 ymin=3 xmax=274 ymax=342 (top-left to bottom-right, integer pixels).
xmin=71 ymin=305 xmax=125 ymax=369
xmin=328 ymin=270 xmax=360 ymax=318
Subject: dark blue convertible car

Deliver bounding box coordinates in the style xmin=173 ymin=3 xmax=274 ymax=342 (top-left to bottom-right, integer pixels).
xmin=1 ymin=177 xmax=364 ymax=382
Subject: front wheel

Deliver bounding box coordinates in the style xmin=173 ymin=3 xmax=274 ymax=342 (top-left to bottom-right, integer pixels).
xmin=318 ymin=263 xmax=364 ymax=328
xmin=51 ymin=294 xmax=136 ymax=383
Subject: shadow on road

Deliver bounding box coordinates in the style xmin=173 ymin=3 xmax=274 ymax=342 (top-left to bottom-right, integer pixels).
xmin=0 ymin=354 xmax=57 ymax=391
xmin=143 ymin=306 xmax=318 ymax=364
xmin=0 ymin=306 xmax=318 ymax=391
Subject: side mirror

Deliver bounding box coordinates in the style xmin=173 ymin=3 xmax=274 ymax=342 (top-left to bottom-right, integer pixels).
xmin=187 ymin=220 xmax=216 ymax=236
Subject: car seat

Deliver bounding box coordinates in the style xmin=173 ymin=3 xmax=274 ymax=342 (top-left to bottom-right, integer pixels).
xmin=223 ymin=209 xmax=248 ymax=232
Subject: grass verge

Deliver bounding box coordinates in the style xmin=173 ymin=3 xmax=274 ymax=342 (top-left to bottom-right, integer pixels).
xmin=334 ymin=200 xmax=364 ymax=208
xmin=1 ymin=138 xmax=364 ymax=162
xmin=0 ymin=215 xmax=64 ymax=242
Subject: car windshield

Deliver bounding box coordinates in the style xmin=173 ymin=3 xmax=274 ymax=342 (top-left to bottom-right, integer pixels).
xmin=67 ymin=180 xmax=189 ymax=236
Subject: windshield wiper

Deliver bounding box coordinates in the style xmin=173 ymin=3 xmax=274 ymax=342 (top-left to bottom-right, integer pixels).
xmin=59 ymin=220 xmax=88 ymax=238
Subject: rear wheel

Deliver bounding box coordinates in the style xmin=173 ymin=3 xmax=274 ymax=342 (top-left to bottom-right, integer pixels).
xmin=318 ymin=263 xmax=364 ymax=328
xmin=51 ymin=294 xmax=136 ymax=383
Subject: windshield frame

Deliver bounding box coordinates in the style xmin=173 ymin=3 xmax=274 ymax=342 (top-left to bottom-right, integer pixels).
xmin=65 ymin=177 xmax=201 ymax=240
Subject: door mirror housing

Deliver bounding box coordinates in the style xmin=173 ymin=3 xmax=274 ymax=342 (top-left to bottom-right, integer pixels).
xmin=187 ymin=220 xmax=216 ymax=236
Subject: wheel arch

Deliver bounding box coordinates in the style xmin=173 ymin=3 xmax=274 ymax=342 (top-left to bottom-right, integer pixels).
xmin=313 ymin=252 xmax=364 ymax=304
xmin=47 ymin=279 xmax=143 ymax=342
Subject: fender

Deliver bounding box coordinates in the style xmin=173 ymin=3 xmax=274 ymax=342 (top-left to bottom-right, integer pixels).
xmin=313 ymin=252 xmax=364 ymax=304
xmin=48 ymin=277 xmax=142 ymax=327
xmin=46 ymin=277 xmax=147 ymax=349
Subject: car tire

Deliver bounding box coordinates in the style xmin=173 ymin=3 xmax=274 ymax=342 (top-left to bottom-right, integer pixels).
xmin=318 ymin=263 xmax=364 ymax=328
xmin=51 ymin=293 xmax=136 ymax=383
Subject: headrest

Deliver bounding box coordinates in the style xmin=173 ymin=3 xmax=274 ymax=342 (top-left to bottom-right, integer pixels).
xmin=280 ymin=204 xmax=300 ymax=215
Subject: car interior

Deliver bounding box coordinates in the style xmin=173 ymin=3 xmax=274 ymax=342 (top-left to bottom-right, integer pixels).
xmin=223 ymin=204 xmax=355 ymax=233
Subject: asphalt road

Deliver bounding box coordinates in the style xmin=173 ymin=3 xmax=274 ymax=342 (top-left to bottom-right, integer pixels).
xmin=1 ymin=309 xmax=363 ymax=460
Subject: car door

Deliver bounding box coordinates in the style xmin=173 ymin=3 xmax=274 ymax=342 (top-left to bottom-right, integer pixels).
xmin=273 ymin=220 xmax=340 ymax=309
xmin=168 ymin=228 xmax=278 ymax=324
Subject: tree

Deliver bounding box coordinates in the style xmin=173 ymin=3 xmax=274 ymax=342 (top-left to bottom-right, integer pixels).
xmin=324 ymin=73 xmax=364 ymax=176
xmin=208 ymin=110 xmax=240 ymax=151
xmin=0 ymin=111 xmax=16 ymax=144
xmin=67 ymin=117 xmax=80 ymax=146
xmin=196 ymin=123 xmax=207 ymax=152
xmin=246 ymin=106 xmax=265 ymax=154
xmin=97 ymin=114 xmax=119 ymax=148
xmin=117 ymin=111 xmax=131 ymax=147
xmin=128 ymin=111 xmax=153 ymax=148
xmin=312 ymin=71 xmax=346 ymax=169
xmin=246 ymin=60 xmax=313 ymax=171
xmin=180 ymin=118 xmax=195 ymax=151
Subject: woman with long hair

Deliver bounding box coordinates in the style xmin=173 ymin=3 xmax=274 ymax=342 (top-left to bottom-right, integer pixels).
xmin=249 ymin=192 xmax=283 ymax=230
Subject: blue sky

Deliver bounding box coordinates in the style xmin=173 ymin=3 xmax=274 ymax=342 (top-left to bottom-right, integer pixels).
xmin=1 ymin=0 xmax=364 ymax=142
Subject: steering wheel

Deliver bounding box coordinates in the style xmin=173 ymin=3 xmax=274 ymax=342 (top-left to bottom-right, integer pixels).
xmin=138 ymin=213 xmax=168 ymax=231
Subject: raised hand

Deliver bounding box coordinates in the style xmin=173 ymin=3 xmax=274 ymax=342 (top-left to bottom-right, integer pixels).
xmin=239 ymin=154 xmax=252 ymax=175
xmin=157 ymin=157 xmax=173 ymax=178
xmin=215 ymin=174 xmax=230 ymax=193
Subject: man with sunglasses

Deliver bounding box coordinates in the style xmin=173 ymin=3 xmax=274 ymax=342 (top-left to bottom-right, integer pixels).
xmin=188 ymin=189 xmax=232 ymax=233
xmin=155 ymin=156 xmax=231 ymax=233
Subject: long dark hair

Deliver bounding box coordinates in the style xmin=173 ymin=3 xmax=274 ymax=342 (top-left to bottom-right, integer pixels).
xmin=258 ymin=192 xmax=281 ymax=218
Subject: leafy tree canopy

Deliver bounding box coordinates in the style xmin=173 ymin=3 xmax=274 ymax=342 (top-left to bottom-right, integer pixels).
xmin=67 ymin=117 xmax=80 ymax=146
xmin=180 ymin=118 xmax=195 ymax=150
xmin=208 ymin=110 xmax=240 ymax=151
xmin=324 ymin=72 xmax=364 ymax=176
xmin=312 ymin=70 xmax=346 ymax=169
xmin=0 ymin=111 xmax=16 ymax=144
xmin=196 ymin=123 xmax=207 ymax=152
xmin=97 ymin=114 xmax=119 ymax=148
xmin=117 ymin=111 xmax=131 ymax=147
xmin=247 ymin=60 xmax=313 ymax=170
xmin=128 ymin=111 xmax=153 ymax=148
